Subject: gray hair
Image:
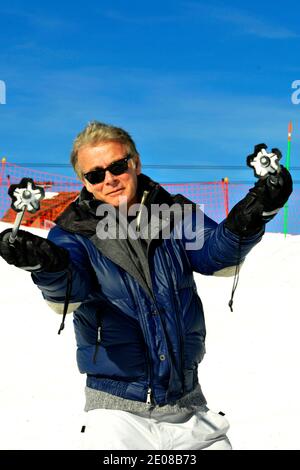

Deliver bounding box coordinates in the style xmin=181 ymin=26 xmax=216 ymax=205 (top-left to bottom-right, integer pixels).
xmin=70 ymin=121 xmax=139 ymax=176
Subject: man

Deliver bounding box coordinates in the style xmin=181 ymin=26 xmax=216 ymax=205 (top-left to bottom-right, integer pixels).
xmin=0 ymin=122 xmax=292 ymax=450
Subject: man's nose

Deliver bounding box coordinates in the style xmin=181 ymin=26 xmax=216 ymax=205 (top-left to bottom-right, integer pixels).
xmin=104 ymin=170 xmax=117 ymax=183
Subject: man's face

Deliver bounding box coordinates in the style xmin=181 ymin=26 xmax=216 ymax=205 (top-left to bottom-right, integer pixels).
xmin=77 ymin=141 xmax=141 ymax=207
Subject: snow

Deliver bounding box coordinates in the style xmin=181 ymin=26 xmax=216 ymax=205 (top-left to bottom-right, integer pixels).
xmin=0 ymin=220 xmax=299 ymax=450
xmin=44 ymin=192 xmax=59 ymax=199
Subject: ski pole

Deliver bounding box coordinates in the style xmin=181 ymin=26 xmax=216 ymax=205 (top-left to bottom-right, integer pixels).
xmin=8 ymin=178 xmax=45 ymax=244
xmin=283 ymin=121 xmax=292 ymax=237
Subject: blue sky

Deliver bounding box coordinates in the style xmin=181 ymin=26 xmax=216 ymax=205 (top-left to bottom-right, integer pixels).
xmin=0 ymin=0 xmax=300 ymax=183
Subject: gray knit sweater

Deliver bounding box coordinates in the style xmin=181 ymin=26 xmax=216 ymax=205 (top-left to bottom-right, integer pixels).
xmin=85 ymin=384 xmax=207 ymax=414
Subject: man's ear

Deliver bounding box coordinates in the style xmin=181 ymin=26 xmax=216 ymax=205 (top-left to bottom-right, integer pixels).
xmin=133 ymin=155 xmax=141 ymax=175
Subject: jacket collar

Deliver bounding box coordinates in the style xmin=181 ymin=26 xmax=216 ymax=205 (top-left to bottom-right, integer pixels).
xmin=55 ymin=174 xmax=176 ymax=235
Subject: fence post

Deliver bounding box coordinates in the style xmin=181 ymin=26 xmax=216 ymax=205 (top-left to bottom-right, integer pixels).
xmin=222 ymin=177 xmax=229 ymax=217
xmin=0 ymin=158 xmax=7 ymax=221
xmin=0 ymin=157 xmax=6 ymax=188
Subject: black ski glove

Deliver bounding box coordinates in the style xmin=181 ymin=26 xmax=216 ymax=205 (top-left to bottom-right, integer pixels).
xmin=0 ymin=229 xmax=69 ymax=272
xmin=225 ymin=165 xmax=293 ymax=236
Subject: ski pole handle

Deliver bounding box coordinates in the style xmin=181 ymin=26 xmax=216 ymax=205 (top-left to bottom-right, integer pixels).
xmin=247 ymin=143 xmax=282 ymax=180
xmin=8 ymin=178 xmax=45 ymax=243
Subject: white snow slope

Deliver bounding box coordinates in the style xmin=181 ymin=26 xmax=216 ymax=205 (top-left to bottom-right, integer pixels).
xmin=0 ymin=221 xmax=299 ymax=450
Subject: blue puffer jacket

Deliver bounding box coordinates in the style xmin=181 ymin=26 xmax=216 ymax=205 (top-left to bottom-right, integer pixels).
xmin=32 ymin=175 xmax=263 ymax=405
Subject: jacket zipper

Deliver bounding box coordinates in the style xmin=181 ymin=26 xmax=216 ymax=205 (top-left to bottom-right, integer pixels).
xmin=97 ymin=326 xmax=101 ymax=342
xmin=159 ymin=249 xmax=185 ymax=390
xmin=146 ymin=387 xmax=152 ymax=404
xmin=93 ymin=313 xmax=102 ymax=364
xmin=137 ymin=298 xmax=154 ymax=403
xmin=136 ymin=188 xmax=175 ymax=405
xmin=121 ymin=268 xmax=154 ymax=404
xmin=135 ymin=189 xmax=159 ymax=404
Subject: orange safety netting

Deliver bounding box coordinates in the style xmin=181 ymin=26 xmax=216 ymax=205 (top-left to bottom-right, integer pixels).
xmin=163 ymin=181 xmax=229 ymax=223
xmin=0 ymin=161 xmax=82 ymax=229
xmin=0 ymin=162 xmax=230 ymax=230
xmin=1 ymin=161 xmax=298 ymax=233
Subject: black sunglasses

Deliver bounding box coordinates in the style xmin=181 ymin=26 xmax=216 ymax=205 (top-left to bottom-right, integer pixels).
xmin=83 ymin=154 xmax=133 ymax=185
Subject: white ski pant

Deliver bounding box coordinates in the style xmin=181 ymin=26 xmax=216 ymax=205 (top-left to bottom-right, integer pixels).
xmin=81 ymin=406 xmax=232 ymax=450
